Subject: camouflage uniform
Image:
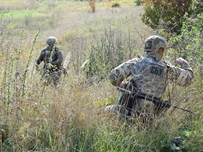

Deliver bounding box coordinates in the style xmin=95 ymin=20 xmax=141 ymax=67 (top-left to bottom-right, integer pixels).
xmin=107 ymin=35 xmax=194 ymax=118
xmin=36 ymin=36 xmax=64 ymax=87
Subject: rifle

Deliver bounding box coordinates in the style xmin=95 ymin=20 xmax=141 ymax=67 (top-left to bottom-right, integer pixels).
xmin=116 ymin=87 xmax=193 ymax=114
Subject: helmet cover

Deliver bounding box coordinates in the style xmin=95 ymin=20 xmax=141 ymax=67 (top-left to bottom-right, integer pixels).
xmin=46 ymin=36 xmax=57 ymax=46
xmin=144 ymin=35 xmax=167 ymax=53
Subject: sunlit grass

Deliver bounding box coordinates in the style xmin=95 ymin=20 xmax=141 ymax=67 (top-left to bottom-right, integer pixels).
xmin=0 ymin=10 xmax=46 ymax=19
xmin=0 ymin=0 xmax=27 ymax=6
xmin=0 ymin=0 xmax=202 ymax=151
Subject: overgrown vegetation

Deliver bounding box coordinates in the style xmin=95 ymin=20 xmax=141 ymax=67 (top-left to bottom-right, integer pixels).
xmin=0 ymin=0 xmax=203 ymax=151
xmin=141 ymin=0 xmax=203 ymax=35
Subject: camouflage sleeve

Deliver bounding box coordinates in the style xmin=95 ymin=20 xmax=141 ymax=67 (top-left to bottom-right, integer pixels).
xmin=109 ymin=57 xmax=140 ymax=86
xmin=167 ymin=59 xmax=194 ymax=86
xmin=51 ymin=47 xmax=64 ymax=65
xmin=36 ymin=49 xmax=46 ymax=65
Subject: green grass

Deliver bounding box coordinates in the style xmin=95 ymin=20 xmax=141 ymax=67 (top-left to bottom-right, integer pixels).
xmin=0 ymin=10 xmax=46 ymax=19
xmin=0 ymin=0 xmax=202 ymax=151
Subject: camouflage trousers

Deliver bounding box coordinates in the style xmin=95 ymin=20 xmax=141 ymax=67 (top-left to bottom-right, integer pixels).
xmin=104 ymin=96 xmax=155 ymax=127
xmin=105 ymin=99 xmax=154 ymax=117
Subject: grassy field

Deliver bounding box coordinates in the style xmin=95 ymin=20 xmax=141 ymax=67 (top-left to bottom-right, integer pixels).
xmin=0 ymin=0 xmax=203 ymax=152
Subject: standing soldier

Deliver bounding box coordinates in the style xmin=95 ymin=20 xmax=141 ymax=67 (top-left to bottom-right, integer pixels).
xmin=36 ymin=36 xmax=64 ymax=87
xmin=106 ymin=35 xmax=194 ymax=122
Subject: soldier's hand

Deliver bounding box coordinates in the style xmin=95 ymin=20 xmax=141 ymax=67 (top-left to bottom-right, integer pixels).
xmin=47 ymin=63 xmax=53 ymax=69
xmin=176 ymin=57 xmax=189 ymax=65
xmin=119 ymin=82 xmax=125 ymax=88
xmin=35 ymin=63 xmax=40 ymax=71
xmin=176 ymin=57 xmax=184 ymax=65
xmin=36 ymin=65 xmax=40 ymax=71
xmin=176 ymin=57 xmax=190 ymax=69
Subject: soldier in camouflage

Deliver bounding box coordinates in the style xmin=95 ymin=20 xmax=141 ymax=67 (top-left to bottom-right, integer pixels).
xmin=106 ymin=35 xmax=194 ymax=120
xmin=36 ymin=36 xmax=64 ymax=87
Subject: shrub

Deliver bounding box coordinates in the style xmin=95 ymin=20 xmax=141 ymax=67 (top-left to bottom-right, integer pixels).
xmin=112 ymin=2 xmax=120 ymax=8
xmin=134 ymin=0 xmax=142 ymax=6
xmin=141 ymin=0 xmax=194 ymax=35
xmin=80 ymin=27 xmax=142 ymax=82
xmin=169 ymin=12 xmax=203 ymax=67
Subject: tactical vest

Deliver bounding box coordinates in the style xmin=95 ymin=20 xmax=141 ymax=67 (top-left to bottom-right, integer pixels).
xmin=131 ymin=58 xmax=168 ymax=99
xmin=44 ymin=47 xmax=62 ymax=70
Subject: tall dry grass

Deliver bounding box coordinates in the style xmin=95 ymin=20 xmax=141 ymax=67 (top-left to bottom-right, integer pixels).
xmin=0 ymin=0 xmax=203 ymax=152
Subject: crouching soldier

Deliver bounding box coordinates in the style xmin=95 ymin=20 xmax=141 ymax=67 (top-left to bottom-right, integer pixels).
xmin=105 ymin=35 xmax=194 ymax=124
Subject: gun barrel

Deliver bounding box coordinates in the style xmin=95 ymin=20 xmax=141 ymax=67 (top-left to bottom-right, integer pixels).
xmin=116 ymin=87 xmax=132 ymax=94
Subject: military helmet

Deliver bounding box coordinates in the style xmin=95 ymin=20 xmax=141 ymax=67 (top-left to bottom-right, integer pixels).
xmin=46 ymin=36 xmax=57 ymax=46
xmin=144 ymin=35 xmax=167 ymax=53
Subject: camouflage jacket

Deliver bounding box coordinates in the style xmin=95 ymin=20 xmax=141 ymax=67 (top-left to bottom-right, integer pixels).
xmin=36 ymin=46 xmax=64 ymax=71
xmin=109 ymin=57 xmax=194 ymax=99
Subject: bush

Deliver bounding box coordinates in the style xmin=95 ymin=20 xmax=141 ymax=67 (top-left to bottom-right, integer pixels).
xmin=141 ymin=0 xmax=194 ymax=35
xmin=134 ymin=0 xmax=142 ymax=6
xmin=81 ymin=27 xmax=142 ymax=82
xmin=111 ymin=2 xmax=120 ymax=8
xmin=169 ymin=12 xmax=203 ymax=67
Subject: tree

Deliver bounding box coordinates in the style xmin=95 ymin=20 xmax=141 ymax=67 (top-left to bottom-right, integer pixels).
xmin=141 ymin=0 xmax=193 ymax=35
xmin=167 ymin=0 xmax=203 ymax=67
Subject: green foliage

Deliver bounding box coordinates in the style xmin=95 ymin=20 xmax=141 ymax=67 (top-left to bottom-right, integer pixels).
xmin=1 ymin=0 xmax=203 ymax=151
xmin=81 ymin=28 xmax=142 ymax=82
xmin=82 ymin=43 xmax=126 ymax=82
xmin=134 ymin=0 xmax=142 ymax=6
xmin=141 ymin=0 xmax=194 ymax=34
xmin=0 ymin=10 xmax=46 ymax=19
xmin=112 ymin=2 xmax=120 ymax=8
xmin=168 ymin=11 xmax=203 ymax=68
